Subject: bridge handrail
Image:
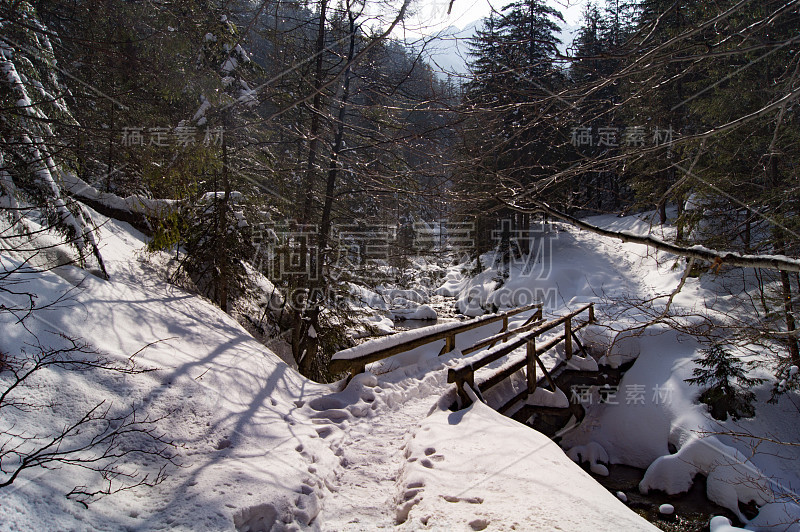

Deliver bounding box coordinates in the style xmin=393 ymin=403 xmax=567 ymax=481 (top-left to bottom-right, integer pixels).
xmin=447 ymin=303 xmax=595 ymax=407
xmin=329 ymin=303 xmax=543 ymax=376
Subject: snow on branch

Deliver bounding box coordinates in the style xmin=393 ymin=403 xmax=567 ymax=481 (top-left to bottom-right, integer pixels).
xmin=510 ymin=199 xmax=800 ymax=273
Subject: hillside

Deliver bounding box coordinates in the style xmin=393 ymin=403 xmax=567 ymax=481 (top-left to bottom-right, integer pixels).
xmin=2 ymin=210 xmax=798 ymax=530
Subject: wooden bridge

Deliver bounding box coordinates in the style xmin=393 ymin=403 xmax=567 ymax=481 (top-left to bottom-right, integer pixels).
xmin=330 ymin=302 xmax=598 ymax=420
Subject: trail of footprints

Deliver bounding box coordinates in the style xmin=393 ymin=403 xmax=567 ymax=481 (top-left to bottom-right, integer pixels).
xmin=268 ymin=369 xmax=492 ymax=530
xmin=397 ymin=439 xmax=489 ymax=530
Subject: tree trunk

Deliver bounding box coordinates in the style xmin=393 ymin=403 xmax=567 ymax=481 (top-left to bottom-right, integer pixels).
xmin=218 ymin=130 xmax=231 ymax=313
xmin=769 ymin=155 xmax=798 ymax=364
xmin=293 ymin=0 xmax=328 ymax=371
xmin=316 ymin=9 xmax=356 ymax=286
xmin=658 ymin=198 xmax=667 ymax=225
xmin=780 ymin=269 xmax=799 ymax=365
xmin=300 ymin=0 xmax=328 ymax=225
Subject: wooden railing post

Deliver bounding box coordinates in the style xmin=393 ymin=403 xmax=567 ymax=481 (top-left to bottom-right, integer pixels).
xmin=448 ymin=366 xmax=475 ymax=407
xmin=564 ymin=316 xmax=572 ymax=359
xmin=589 ymin=303 xmax=595 ymax=323
xmin=526 ymin=339 xmax=537 ymax=395
xmin=438 ymin=334 xmax=456 ymax=356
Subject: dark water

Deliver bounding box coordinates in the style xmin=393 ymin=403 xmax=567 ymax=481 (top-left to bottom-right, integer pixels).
xmin=586 ymin=463 xmax=744 ymax=531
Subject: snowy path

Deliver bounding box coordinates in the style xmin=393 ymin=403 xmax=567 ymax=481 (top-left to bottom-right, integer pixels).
xmin=304 ymin=369 xmax=447 ymax=530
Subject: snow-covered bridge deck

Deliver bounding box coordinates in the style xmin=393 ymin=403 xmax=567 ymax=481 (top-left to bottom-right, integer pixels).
xmin=330 ymin=303 xmax=598 ymax=418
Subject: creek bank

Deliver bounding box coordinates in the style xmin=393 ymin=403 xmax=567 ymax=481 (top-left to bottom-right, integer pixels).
xmin=588 ymin=463 xmax=745 ymax=531
xmin=519 ymin=356 xmax=748 ymax=531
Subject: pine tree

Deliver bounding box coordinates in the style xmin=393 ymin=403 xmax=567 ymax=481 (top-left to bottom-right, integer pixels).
xmin=685 ymin=343 xmax=765 ymax=421
xmin=0 ymin=1 xmax=108 ymax=276
xmin=459 ymin=0 xmax=566 ymax=262
xmin=568 ymin=2 xmax=630 ymax=213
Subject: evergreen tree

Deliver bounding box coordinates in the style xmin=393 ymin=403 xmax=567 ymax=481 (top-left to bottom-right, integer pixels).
xmin=568 ymin=2 xmax=629 ymax=213
xmin=0 ymin=1 xmax=108 ymax=275
xmin=459 ymin=0 xmax=566 ymax=262
xmin=685 ymin=343 xmax=765 ymax=421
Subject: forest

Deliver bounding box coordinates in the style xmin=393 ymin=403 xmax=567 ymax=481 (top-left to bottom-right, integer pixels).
xmin=3 ymin=0 xmax=796 ymax=379
xmin=1 ymin=0 xmax=799 ymax=528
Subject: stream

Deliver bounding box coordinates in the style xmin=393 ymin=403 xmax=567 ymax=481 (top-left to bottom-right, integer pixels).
xmin=587 ymin=463 xmax=744 ymax=531
xmin=521 ymin=361 xmax=748 ymax=531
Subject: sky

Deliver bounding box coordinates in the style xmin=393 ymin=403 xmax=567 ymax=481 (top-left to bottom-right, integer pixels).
xmin=400 ymin=0 xmax=588 ymax=37
xmin=390 ymin=0 xmax=589 ymax=75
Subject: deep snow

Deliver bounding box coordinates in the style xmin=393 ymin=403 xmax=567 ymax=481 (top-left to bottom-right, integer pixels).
xmin=1 ymin=209 xmax=798 ymax=531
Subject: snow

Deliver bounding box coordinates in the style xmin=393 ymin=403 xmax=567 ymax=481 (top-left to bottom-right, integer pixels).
xmin=544 ymin=212 xmax=800 ymax=528
xmin=391 ymin=302 xmax=438 ymax=321
xmin=711 ymin=515 xmax=748 ymax=531
xmin=193 ymin=95 xmax=212 ymax=124
xmin=397 ymin=399 xmax=657 ymax=530
xmin=60 ymin=170 xmax=178 ymax=218
xmin=221 ymin=56 xmax=238 ymax=73
xmin=659 ymin=503 xmax=675 ymax=515
xmin=5 ymin=215 xmax=640 ymax=530
xmin=525 ymin=386 xmax=569 ymax=408
xmin=567 ymin=441 xmax=610 ymax=477
xmin=640 ymin=434 xmax=771 ymax=521
xmin=0 ymin=215 xmax=337 ymax=530
xmin=381 ymin=287 xmax=429 ymax=303
xmin=3 ymin=207 xmax=800 ymax=530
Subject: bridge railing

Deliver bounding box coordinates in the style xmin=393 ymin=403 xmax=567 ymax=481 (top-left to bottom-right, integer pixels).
xmin=447 ymin=303 xmax=595 ymax=409
xmin=330 ymin=303 xmax=543 ymax=378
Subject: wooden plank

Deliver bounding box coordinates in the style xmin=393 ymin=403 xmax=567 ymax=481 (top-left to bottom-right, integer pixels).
xmin=446 ymin=334 xmax=456 ymax=354
xmin=564 ymin=317 xmax=572 ymax=360
xmin=461 ymin=318 xmax=544 ymax=356
xmin=526 ymin=339 xmax=537 ymax=394
xmin=521 ymin=306 xmax=543 ymax=326
xmin=571 ymin=331 xmax=587 ymax=357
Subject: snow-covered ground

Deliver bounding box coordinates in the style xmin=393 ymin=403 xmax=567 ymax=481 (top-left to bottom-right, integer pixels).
xmin=1 ymin=210 xmax=798 ymax=530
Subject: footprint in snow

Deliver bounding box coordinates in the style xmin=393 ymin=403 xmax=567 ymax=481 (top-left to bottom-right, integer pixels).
xmin=310 ymin=409 xmax=351 ymax=423
xmin=420 ymin=458 xmax=434 ymax=469
xmin=442 ymin=495 xmax=483 ymax=504
xmin=469 ymin=518 xmax=490 ymax=530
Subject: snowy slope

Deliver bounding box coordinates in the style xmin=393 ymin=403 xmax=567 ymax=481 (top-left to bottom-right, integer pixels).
xmin=0 ymin=212 xmax=658 ymax=531
xmin=2 ymin=209 xmax=797 ymax=531
xmin=0 ymin=215 xmax=339 ymax=530
xmin=431 ymin=213 xmax=800 ymax=530
xmin=398 ymin=399 xmax=658 ymax=530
